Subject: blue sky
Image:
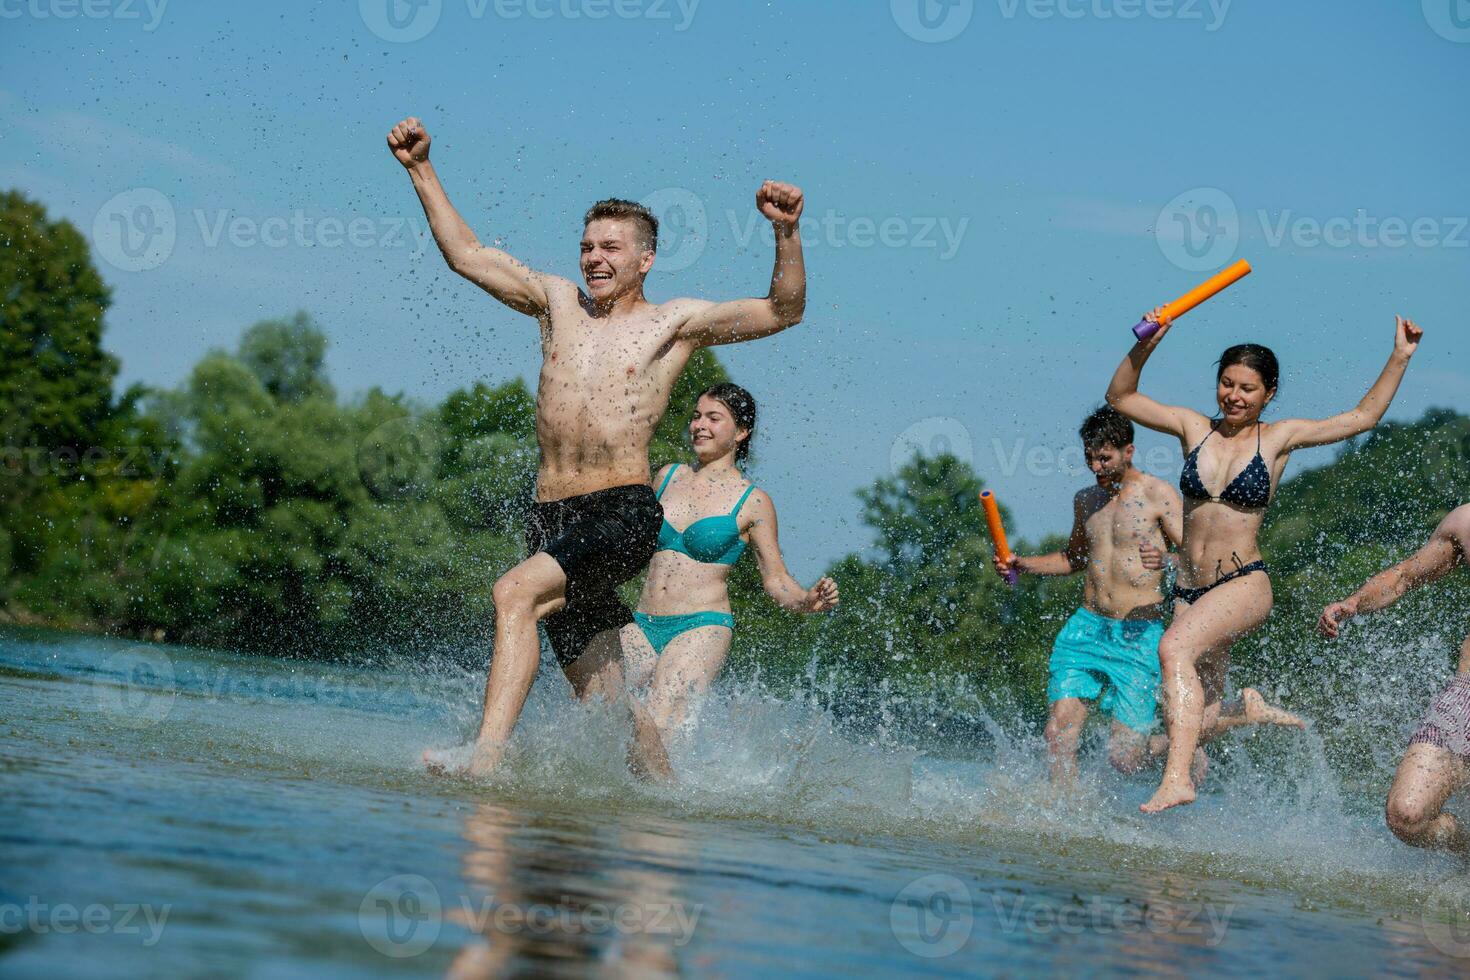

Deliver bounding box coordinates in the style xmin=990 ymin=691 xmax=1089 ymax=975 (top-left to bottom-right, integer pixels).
xmin=3 ymin=0 xmax=1467 ymax=578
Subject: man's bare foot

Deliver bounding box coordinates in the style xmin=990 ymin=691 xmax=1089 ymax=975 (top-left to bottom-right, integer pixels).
xmin=628 ymin=742 xmax=674 ymax=783
xmin=422 ymin=741 xmax=503 ymax=777
xmin=1140 ymin=778 xmax=1196 ymax=813
xmin=1241 ymin=688 xmax=1306 ymax=729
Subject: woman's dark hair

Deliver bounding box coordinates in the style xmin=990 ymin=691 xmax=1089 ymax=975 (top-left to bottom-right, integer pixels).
xmin=697 ymin=383 xmax=757 ymax=464
xmin=1216 ymin=344 xmax=1280 ymax=394
xmin=1078 ymin=405 xmax=1134 ymax=451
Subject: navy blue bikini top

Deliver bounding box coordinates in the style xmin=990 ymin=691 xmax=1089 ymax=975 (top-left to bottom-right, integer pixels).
xmin=1180 ymin=422 xmax=1273 ymax=510
xmin=654 ymin=464 xmax=756 ymax=565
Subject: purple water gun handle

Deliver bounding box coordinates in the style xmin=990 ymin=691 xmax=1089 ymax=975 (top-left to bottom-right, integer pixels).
xmin=1005 ymin=567 xmax=1019 ymax=586
xmin=1133 ymin=317 xmax=1162 ymax=342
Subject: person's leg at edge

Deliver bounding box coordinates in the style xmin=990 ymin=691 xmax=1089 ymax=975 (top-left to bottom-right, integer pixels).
xmin=1109 ymin=722 xmax=1148 ymax=774
xmin=1385 ymin=742 xmax=1470 ymax=854
xmin=1046 ymin=698 xmax=1090 ymax=785
xmin=564 ymin=626 xmax=673 ymax=781
xmin=1144 ymin=574 xmax=1273 ymax=813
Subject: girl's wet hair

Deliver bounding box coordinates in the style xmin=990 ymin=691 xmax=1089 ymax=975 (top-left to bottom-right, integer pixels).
xmin=1217 ymin=343 xmax=1280 ymax=394
xmin=698 ymin=383 xmax=757 ymax=464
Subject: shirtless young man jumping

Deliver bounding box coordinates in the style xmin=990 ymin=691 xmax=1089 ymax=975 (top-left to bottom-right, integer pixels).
xmin=1319 ymin=504 xmax=1470 ymax=854
xmin=994 ymin=407 xmax=1303 ymax=784
xmin=387 ymin=117 xmax=807 ymax=776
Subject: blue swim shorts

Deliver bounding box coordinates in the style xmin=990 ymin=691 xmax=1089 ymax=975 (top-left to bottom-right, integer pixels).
xmin=1046 ymin=607 xmax=1164 ymax=733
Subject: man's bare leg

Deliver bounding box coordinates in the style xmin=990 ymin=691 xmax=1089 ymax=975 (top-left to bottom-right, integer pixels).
xmin=1385 ymin=742 xmax=1470 ymax=855
xmin=564 ymin=627 xmax=672 ymax=781
xmin=1213 ymin=688 xmax=1307 ymax=732
xmin=1140 ymin=687 xmax=1304 ymax=769
xmin=1045 ymin=698 xmax=1090 ymax=786
xmin=424 ymin=553 xmax=566 ymax=777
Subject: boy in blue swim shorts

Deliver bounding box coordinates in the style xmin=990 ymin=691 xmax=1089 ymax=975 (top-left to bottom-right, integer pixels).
xmin=995 ymin=408 xmax=1298 ymax=783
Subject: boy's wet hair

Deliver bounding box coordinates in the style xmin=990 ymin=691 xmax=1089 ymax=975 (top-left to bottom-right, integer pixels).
xmin=583 ymin=199 xmax=659 ymax=253
xmin=1079 ymin=405 xmax=1134 ymax=451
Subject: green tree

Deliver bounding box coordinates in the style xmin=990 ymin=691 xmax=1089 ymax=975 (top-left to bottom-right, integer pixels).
xmin=0 ymin=190 xmax=119 ymax=454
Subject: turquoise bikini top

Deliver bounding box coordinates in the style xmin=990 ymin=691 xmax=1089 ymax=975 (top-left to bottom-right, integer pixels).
xmin=654 ymin=464 xmax=756 ymax=566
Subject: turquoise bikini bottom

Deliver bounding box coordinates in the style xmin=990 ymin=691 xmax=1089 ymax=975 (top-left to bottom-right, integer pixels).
xmin=632 ymin=611 xmax=735 ymax=655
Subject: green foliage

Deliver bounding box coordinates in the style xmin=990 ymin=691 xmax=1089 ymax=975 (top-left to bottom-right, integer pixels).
xmin=0 ymin=190 xmax=118 ymax=454
xmin=649 ymin=347 xmax=730 ymax=468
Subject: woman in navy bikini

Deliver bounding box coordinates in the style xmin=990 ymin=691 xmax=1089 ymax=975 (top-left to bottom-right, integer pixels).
xmin=621 ymin=383 xmax=839 ymax=759
xmin=1108 ymin=312 xmax=1424 ymax=813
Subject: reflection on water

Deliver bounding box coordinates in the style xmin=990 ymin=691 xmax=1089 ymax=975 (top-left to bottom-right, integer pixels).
xmin=3 ymin=624 xmax=1470 ymax=976
xmin=446 ymin=804 xmax=688 ymax=977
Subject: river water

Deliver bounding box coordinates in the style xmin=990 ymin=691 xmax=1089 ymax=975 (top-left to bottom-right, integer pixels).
xmin=4 ymin=625 xmax=1469 ymax=977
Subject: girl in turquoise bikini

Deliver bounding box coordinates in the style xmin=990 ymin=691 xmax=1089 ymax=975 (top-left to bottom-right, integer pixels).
xmin=621 ymin=383 xmax=839 ymax=752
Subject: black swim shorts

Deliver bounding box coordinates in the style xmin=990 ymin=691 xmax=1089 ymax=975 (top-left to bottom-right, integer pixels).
xmin=524 ymin=483 xmax=662 ymax=669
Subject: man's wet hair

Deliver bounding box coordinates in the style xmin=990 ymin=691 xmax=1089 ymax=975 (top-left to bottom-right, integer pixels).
xmin=1079 ymin=405 xmax=1134 ymax=451
xmin=583 ymin=199 xmax=658 ymax=253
